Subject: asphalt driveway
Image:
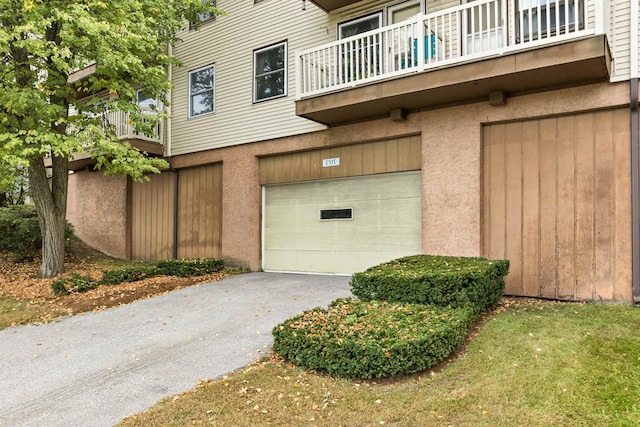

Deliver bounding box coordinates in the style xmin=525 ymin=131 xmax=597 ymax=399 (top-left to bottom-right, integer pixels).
xmin=0 ymin=272 xmax=352 ymax=426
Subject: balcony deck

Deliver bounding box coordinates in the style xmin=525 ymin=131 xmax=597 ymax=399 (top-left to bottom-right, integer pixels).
xmin=296 ymin=0 xmax=611 ymax=125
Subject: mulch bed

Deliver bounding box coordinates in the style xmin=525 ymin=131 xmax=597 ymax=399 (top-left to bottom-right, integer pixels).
xmin=0 ymin=252 xmax=228 ymax=316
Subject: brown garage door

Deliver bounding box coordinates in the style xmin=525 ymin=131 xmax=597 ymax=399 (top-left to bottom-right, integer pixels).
xmin=130 ymin=163 xmax=222 ymax=261
xmin=482 ymin=109 xmax=632 ymax=302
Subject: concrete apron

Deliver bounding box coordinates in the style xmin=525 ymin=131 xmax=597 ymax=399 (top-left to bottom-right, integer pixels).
xmin=0 ymin=272 xmax=352 ymax=427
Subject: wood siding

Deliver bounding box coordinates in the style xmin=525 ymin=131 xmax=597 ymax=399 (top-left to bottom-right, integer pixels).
xmin=259 ymin=136 xmax=421 ymax=185
xmin=130 ymin=172 xmax=175 ymax=261
xmin=482 ymin=109 xmax=632 ymax=302
xmin=177 ymin=163 xmax=223 ymax=259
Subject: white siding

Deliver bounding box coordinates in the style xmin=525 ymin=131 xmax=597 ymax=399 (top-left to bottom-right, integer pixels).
xmin=609 ymin=0 xmax=631 ymax=81
xmin=171 ymin=0 xmax=454 ymax=156
xmin=171 ymin=1 xmax=331 ymax=156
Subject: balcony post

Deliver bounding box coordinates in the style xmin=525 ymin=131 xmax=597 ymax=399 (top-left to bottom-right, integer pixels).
xmin=295 ymin=50 xmax=303 ymax=100
xmin=417 ymin=14 xmax=425 ymax=71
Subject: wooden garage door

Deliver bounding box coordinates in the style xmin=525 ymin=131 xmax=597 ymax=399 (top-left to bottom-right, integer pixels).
xmin=482 ymin=109 xmax=632 ymax=302
xmin=177 ymin=163 xmax=222 ymax=259
xmin=263 ymin=171 xmax=422 ymax=274
xmin=130 ymin=172 xmax=175 ymax=261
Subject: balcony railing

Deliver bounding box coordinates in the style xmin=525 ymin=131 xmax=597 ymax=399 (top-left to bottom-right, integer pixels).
xmin=108 ymin=107 xmax=163 ymax=144
xmin=296 ymin=0 xmax=603 ymax=99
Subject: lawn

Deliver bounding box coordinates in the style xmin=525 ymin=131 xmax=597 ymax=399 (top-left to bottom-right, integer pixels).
xmin=120 ymin=298 xmax=640 ymax=426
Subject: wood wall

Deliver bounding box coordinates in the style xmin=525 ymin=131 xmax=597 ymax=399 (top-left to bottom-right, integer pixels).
xmin=130 ymin=163 xmax=223 ymax=261
xmin=260 ymin=135 xmax=422 ymax=185
xmin=177 ymin=163 xmax=223 ymax=259
xmin=482 ymin=108 xmax=632 ymax=302
xmin=130 ymin=172 xmax=175 ymax=261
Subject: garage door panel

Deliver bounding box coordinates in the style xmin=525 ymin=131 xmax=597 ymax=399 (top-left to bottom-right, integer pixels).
xmin=263 ymin=172 xmax=422 ymax=274
xmin=482 ymin=110 xmax=632 ymax=302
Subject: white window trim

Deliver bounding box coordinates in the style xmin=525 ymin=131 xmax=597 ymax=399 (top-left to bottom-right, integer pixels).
xmin=337 ymin=11 xmax=383 ymax=39
xmin=253 ymin=41 xmax=288 ymax=103
xmin=188 ymin=63 xmax=215 ymax=119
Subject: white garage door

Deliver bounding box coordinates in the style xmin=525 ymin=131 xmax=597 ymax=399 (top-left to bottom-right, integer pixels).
xmin=262 ymin=171 xmax=422 ymax=274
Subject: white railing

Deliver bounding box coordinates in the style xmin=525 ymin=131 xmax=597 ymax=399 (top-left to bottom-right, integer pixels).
xmin=107 ymin=107 xmax=163 ymax=144
xmin=296 ymin=0 xmax=598 ymax=99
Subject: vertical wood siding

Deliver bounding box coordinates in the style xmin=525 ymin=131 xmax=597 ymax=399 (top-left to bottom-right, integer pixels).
xmin=177 ymin=163 xmax=223 ymax=259
xmin=482 ymin=108 xmax=632 ymax=302
xmin=130 ymin=172 xmax=175 ymax=261
xmin=259 ymin=135 xmax=421 ymax=185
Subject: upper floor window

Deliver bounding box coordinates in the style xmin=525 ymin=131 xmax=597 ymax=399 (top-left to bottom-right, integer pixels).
xmin=253 ymin=41 xmax=287 ymax=103
xmin=189 ymin=64 xmax=215 ymax=118
xmin=338 ymin=12 xmax=382 ymax=39
xmin=190 ymin=0 xmax=216 ymax=29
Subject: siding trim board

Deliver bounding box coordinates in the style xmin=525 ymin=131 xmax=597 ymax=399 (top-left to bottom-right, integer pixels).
xmin=259 ymin=135 xmax=421 ymax=185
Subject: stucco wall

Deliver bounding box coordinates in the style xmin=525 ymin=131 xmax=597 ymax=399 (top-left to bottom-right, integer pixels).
xmin=170 ymin=81 xmax=631 ymax=273
xmin=67 ymin=171 xmax=129 ymax=259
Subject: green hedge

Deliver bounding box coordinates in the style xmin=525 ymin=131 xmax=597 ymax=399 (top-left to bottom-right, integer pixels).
xmin=100 ymin=264 xmax=161 ymax=285
xmin=273 ymin=298 xmax=476 ymax=379
xmin=51 ymin=273 xmax=98 ymax=296
xmin=0 ymin=205 xmax=74 ymax=261
xmin=155 ymin=258 xmax=224 ymax=277
xmin=350 ymin=255 xmax=510 ymax=314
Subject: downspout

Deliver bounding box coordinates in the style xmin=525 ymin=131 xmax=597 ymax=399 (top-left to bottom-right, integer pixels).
xmin=167 ymin=43 xmax=179 ymax=260
xmin=631 ymin=0 xmax=639 ymax=304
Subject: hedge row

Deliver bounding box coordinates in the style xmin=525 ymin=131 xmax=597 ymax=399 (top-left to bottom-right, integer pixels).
xmin=273 ymin=298 xmax=475 ymax=379
xmin=273 ymin=254 xmax=509 ymax=379
xmin=51 ymin=258 xmax=224 ymax=295
xmin=350 ymin=255 xmax=510 ymax=315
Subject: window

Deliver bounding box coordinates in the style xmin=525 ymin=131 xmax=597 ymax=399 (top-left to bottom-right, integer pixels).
xmin=338 ymin=12 xmax=382 ymax=39
xmin=253 ymin=42 xmax=287 ymax=103
xmin=136 ymin=88 xmax=159 ymax=110
xmin=189 ymin=64 xmax=215 ymax=118
xmin=337 ymin=13 xmax=383 ymax=82
xmin=320 ymin=208 xmax=353 ymax=220
xmin=190 ymin=0 xmax=216 ymax=28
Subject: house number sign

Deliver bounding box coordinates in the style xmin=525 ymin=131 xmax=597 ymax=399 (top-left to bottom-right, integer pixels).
xmin=322 ymin=157 xmax=340 ymax=167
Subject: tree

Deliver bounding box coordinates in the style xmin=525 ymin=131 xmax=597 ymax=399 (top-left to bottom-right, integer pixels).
xmin=0 ymin=0 xmax=219 ymax=277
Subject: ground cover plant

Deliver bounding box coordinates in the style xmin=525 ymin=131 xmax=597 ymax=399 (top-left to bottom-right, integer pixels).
xmin=273 ymin=298 xmax=475 ymax=379
xmin=120 ymin=298 xmax=640 ymax=427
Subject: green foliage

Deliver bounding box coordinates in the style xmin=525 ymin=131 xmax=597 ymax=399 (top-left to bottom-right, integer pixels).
xmin=0 ymin=205 xmax=74 ymax=261
xmin=100 ymin=265 xmax=161 ymax=285
xmin=51 ymin=273 xmax=98 ymax=295
xmin=99 ymin=258 xmax=225 ymax=285
xmin=273 ymin=298 xmax=475 ymax=379
xmin=155 ymin=258 xmax=224 ymax=277
xmin=350 ymin=255 xmax=510 ymax=314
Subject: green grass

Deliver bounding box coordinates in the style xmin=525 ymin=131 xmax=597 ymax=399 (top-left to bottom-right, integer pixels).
xmin=0 ymin=296 xmax=61 ymax=329
xmin=120 ymin=299 xmax=640 ymax=426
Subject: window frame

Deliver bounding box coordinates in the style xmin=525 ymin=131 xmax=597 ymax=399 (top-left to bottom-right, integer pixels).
xmin=188 ymin=63 xmax=216 ymax=119
xmin=337 ymin=11 xmax=383 ymax=40
xmin=252 ymin=41 xmax=288 ymax=104
xmin=189 ymin=0 xmax=216 ymax=30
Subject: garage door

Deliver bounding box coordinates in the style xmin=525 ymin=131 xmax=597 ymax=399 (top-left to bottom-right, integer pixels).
xmin=263 ymin=171 xmax=422 ymax=274
xmin=482 ymin=109 xmax=632 ymax=301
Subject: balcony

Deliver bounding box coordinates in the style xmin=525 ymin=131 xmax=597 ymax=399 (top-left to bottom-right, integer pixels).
xmin=296 ymin=0 xmax=611 ymax=125
xmin=57 ymin=108 xmax=164 ymax=171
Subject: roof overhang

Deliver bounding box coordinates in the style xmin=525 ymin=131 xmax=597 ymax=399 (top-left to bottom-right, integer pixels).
xmin=296 ymin=35 xmax=612 ymax=126
xmin=307 ymin=0 xmax=361 ymax=12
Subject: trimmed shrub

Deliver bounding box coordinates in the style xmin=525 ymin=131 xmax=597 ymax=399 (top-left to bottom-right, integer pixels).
xmin=156 ymin=258 xmax=224 ymax=277
xmin=51 ymin=273 xmax=98 ymax=295
xmin=100 ymin=264 xmax=161 ymax=285
xmin=273 ymin=298 xmax=476 ymax=379
xmin=0 ymin=205 xmax=74 ymax=261
xmin=350 ymin=255 xmax=509 ymax=314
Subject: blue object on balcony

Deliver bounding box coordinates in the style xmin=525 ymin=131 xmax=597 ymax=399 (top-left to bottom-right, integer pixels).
xmin=414 ymin=34 xmax=437 ymax=60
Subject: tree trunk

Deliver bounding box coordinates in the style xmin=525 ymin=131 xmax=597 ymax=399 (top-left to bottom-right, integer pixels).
xmin=29 ymin=154 xmax=69 ymax=278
